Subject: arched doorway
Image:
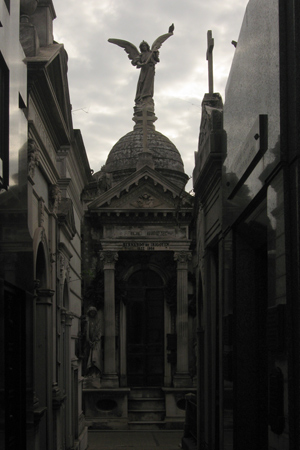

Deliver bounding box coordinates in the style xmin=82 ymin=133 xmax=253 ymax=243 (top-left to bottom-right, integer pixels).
xmin=127 ymin=268 xmax=164 ymax=387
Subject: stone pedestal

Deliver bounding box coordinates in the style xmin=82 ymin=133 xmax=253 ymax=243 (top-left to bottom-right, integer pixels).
xmin=163 ymin=387 xmax=197 ymax=429
xmin=100 ymin=251 xmax=119 ymax=387
xmin=83 ymin=388 xmax=130 ymax=430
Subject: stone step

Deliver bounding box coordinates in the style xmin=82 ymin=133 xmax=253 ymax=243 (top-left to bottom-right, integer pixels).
xmin=128 ymin=387 xmax=164 ymax=399
xmin=128 ymin=409 xmax=165 ymax=422
xmin=128 ymin=421 xmax=167 ymax=431
xmin=128 ymin=398 xmax=165 ymax=410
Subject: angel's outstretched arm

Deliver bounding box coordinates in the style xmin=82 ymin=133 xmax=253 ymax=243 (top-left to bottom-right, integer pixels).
xmin=151 ymin=24 xmax=174 ymax=52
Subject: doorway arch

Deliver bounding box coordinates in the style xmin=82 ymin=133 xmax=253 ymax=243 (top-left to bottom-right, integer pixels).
xmin=126 ymin=268 xmax=164 ymax=387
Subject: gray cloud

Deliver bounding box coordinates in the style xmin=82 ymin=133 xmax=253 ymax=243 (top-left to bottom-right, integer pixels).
xmin=53 ymin=0 xmax=249 ymax=191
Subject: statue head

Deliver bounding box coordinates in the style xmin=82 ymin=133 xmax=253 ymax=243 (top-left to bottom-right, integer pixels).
xmin=139 ymin=41 xmax=150 ymax=52
xmin=87 ymin=306 xmax=97 ymax=318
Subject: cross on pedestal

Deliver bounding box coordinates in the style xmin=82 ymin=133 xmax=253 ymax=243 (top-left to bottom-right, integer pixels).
xmin=142 ymin=108 xmax=148 ymax=152
xmin=206 ymin=30 xmax=214 ymax=94
xmin=136 ymin=108 xmax=155 ymax=170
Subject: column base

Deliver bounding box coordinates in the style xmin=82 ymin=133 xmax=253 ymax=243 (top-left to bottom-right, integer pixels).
xmin=101 ymin=374 xmax=119 ymax=388
xmin=173 ymin=373 xmax=192 ymax=388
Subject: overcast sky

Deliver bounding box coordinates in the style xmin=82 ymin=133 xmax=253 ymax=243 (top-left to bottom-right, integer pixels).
xmin=53 ymin=0 xmax=249 ymax=191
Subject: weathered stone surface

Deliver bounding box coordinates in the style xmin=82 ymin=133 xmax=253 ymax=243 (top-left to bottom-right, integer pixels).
xmin=104 ymin=128 xmax=187 ymax=187
xmin=20 ymin=22 xmax=40 ymax=57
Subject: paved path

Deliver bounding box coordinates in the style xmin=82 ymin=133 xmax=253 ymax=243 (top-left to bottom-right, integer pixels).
xmin=88 ymin=430 xmax=183 ymax=450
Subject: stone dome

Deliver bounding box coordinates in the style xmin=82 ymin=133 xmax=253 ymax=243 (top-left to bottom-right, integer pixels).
xmin=104 ymin=127 xmax=189 ymax=188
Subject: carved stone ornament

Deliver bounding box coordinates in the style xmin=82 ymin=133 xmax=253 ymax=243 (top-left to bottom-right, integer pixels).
xmin=40 ymin=228 xmax=46 ymax=245
xmin=58 ymin=252 xmax=70 ymax=283
xmin=131 ymin=193 xmax=162 ymax=208
xmin=59 ymin=253 xmax=65 ymax=280
xmin=28 ymin=138 xmax=40 ymax=178
xmin=52 ymin=383 xmax=66 ymax=410
xmin=38 ymin=198 xmax=45 ymax=227
xmin=20 ymin=0 xmax=39 ymax=18
xmin=61 ymin=309 xmax=74 ymax=326
xmin=99 ymin=251 xmax=118 ymax=266
xmin=49 ymin=184 xmax=61 ymax=214
xmin=174 ymin=251 xmax=192 ymax=265
xmin=97 ymin=166 xmax=113 ymax=193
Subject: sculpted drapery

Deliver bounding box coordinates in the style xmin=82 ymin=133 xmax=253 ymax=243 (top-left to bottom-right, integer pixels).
xmin=132 ymin=41 xmax=159 ymax=105
xmin=108 ymin=24 xmax=174 ymax=109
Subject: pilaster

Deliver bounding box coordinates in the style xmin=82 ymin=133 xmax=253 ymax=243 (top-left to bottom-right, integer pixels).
xmin=35 ymin=288 xmax=55 ymax=450
xmin=173 ymin=252 xmax=192 ymax=387
xmin=100 ymin=251 xmax=119 ymax=387
xmin=61 ymin=309 xmax=74 ymax=449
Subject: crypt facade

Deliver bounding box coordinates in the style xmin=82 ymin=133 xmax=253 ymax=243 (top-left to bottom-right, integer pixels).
xmin=81 ymin=33 xmax=196 ymax=426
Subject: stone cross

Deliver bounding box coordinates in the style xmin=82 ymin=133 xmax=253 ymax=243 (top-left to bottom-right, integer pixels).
xmin=136 ymin=108 xmax=155 ymax=170
xmin=206 ymin=30 xmax=214 ymax=94
xmin=142 ymin=108 xmax=148 ymax=152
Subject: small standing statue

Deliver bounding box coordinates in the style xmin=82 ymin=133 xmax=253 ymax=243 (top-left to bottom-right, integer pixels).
xmin=86 ymin=306 xmax=102 ymax=377
xmin=108 ymin=24 xmax=174 ymax=112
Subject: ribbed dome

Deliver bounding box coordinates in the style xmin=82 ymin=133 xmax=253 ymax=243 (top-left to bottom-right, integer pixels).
xmin=104 ymin=128 xmax=188 ymax=187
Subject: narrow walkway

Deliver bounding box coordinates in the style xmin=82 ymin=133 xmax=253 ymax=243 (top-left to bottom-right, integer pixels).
xmin=88 ymin=430 xmax=183 ymax=450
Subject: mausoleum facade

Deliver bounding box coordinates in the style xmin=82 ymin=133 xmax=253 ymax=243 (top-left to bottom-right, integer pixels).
xmin=81 ymin=108 xmax=196 ymax=429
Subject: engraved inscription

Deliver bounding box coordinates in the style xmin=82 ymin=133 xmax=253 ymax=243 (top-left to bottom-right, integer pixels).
xmin=104 ymin=225 xmax=187 ymax=239
xmin=122 ymin=241 xmax=170 ymax=251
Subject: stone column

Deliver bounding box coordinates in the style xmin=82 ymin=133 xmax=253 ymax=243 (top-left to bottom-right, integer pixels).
xmin=174 ymin=252 xmax=192 ymax=387
xmin=100 ymin=251 xmax=119 ymax=387
xmin=61 ymin=310 xmax=74 ymax=449
xmin=35 ymin=288 xmax=55 ymax=450
xmin=119 ymin=300 xmax=127 ymax=387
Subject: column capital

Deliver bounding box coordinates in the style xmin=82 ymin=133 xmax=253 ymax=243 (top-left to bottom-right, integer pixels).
xmin=174 ymin=251 xmax=192 ymax=266
xmin=36 ymin=288 xmax=55 ymax=305
xmin=36 ymin=288 xmax=55 ymax=297
xmin=100 ymin=251 xmax=118 ymax=268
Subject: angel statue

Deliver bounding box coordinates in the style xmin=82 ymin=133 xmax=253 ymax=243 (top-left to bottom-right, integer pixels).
xmin=108 ymin=24 xmax=174 ymax=111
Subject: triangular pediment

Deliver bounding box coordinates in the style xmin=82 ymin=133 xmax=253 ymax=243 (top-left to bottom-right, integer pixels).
xmin=97 ymin=181 xmax=177 ymax=211
xmin=87 ymin=166 xmax=194 ymax=212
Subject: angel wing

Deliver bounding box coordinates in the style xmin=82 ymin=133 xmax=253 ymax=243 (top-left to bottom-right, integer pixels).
xmin=150 ymin=24 xmax=174 ymax=52
xmin=108 ymin=38 xmax=140 ymax=61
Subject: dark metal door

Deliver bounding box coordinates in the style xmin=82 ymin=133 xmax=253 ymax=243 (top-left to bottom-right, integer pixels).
xmin=127 ymin=281 xmax=164 ymax=387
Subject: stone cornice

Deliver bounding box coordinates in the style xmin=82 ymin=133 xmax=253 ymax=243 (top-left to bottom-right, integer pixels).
xmin=26 ymin=44 xmax=71 ymax=147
